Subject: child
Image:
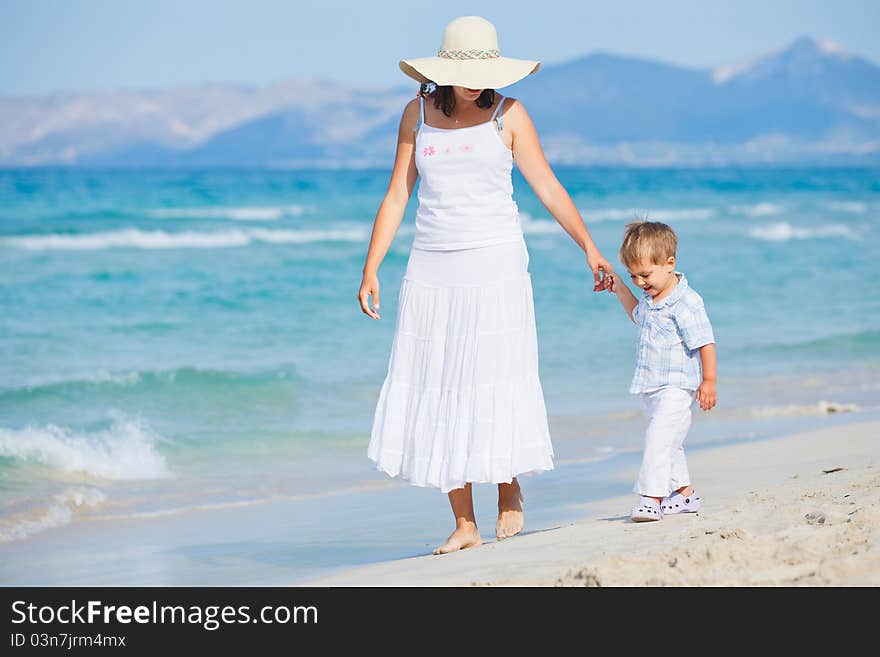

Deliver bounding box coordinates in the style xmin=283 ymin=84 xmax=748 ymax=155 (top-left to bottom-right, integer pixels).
xmin=605 ymin=221 xmax=717 ymax=522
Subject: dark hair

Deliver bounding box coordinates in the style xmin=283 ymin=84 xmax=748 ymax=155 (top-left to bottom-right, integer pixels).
xmin=420 ymin=83 xmax=496 ymax=117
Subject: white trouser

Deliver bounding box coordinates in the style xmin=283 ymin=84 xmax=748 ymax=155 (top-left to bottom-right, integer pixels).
xmin=633 ymin=387 xmax=695 ymax=497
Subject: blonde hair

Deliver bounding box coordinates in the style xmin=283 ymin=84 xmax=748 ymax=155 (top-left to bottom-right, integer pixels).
xmin=619 ymin=221 xmax=677 ymax=269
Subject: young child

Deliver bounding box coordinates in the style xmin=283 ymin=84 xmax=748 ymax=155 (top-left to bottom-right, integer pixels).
xmin=605 ymin=221 xmax=717 ymax=522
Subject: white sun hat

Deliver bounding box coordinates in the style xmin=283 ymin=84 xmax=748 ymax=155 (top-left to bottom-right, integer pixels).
xmin=399 ymin=16 xmax=541 ymax=89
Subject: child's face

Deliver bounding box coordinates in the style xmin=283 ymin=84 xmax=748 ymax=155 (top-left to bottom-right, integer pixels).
xmin=626 ymin=257 xmax=676 ymax=298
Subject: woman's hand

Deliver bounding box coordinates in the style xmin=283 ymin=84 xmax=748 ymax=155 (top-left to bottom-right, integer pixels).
xmin=358 ymin=272 xmax=381 ymax=319
xmin=586 ymin=249 xmax=613 ymax=292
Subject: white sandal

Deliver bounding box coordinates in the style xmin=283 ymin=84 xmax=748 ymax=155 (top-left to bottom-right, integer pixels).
xmin=661 ymin=490 xmax=702 ymax=515
xmin=631 ymin=496 xmax=663 ymax=522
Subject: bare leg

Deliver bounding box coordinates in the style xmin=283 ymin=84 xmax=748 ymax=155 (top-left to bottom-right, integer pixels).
xmin=433 ymin=483 xmax=483 ymax=555
xmin=496 ymin=478 xmax=524 ymax=540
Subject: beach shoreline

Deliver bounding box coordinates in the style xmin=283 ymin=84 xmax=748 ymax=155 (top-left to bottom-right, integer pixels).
xmin=307 ymin=420 xmax=879 ymax=586
xmin=0 ymin=414 xmax=875 ymax=586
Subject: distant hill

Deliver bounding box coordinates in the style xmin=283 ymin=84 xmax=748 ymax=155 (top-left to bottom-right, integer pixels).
xmin=2 ymin=37 xmax=878 ymax=167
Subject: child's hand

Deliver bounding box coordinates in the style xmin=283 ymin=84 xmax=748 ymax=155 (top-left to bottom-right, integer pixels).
xmin=604 ymin=271 xmax=617 ymax=293
xmin=696 ymin=379 xmax=717 ymax=411
xmin=587 ymin=251 xmax=613 ymax=292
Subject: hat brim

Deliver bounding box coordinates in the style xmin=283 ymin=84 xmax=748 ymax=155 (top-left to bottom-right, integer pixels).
xmin=399 ymin=56 xmax=540 ymax=89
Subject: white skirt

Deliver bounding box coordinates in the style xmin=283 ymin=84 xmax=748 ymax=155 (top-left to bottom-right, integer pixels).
xmin=368 ymin=238 xmax=554 ymax=493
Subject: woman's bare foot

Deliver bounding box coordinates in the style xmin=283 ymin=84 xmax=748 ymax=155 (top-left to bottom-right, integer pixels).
xmin=433 ymin=522 xmax=482 ymax=555
xmin=496 ymin=479 xmax=524 ymax=540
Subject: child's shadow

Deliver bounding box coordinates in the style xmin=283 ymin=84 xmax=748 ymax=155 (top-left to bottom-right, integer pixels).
xmin=599 ymin=514 xmax=632 ymax=523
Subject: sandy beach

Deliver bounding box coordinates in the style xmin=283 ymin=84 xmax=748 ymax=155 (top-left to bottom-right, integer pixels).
xmin=309 ymin=420 xmax=879 ymax=586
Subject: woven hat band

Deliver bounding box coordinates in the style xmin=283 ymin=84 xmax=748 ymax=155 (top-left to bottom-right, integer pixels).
xmin=437 ymin=48 xmax=501 ymax=60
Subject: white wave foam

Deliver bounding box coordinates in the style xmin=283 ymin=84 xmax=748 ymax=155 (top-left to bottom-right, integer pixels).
xmin=81 ymin=371 xmax=142 ymax=386
xmin=520 ymin=215 xmax=559 ymax=235
xmin=731 ymin=202 xmax=784 ymax=217
xmin=149 ymin=205 xmax=308 ymax=221
xmin=751 ymin=400 xmax=858 ymax=418
xmin=748 ymin=222 xmax=859 ymax=242
xmin=581 ymin=207 xmax=715 ymax=222
xmin=826 ymin=201 xmax=867 ymax=214
xmin=247 ymin=227 xmax=367 ymax=244
xmin=1 ymin=226 xmax=369 ymax=251
xmin=0 ymin=417 xmax=172 ymax=480
xmin=0 ymin=487 xmax=106 ymax=544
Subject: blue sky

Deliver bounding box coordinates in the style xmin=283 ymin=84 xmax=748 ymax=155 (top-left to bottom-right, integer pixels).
xmin=1 ymin=0 xmax=878 ymax=95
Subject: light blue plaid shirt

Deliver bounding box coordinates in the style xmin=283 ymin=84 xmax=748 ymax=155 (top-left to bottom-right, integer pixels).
xmin=630 ymin=273 xmax=715 ymax=394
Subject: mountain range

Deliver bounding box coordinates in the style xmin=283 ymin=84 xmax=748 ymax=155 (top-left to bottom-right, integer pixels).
xmin=2 ymin=37 xmax=878 ymax=167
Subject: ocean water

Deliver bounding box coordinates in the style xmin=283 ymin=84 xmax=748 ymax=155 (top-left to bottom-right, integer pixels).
xmin=1 ymin=167 xmax=878 ymax=580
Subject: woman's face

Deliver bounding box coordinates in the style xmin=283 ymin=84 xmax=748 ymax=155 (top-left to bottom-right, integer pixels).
xmin=452 ymin=86 xmax=484 ymax=103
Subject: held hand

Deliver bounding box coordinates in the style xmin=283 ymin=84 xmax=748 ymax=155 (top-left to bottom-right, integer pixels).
xmin=586 ymin=250 xmax=613 ymax=292
xmin=696 ymin=379 xmax=717 ymax=411
xmin=603 ymin=271 xmax=618 ymax=293
xmin=357 ymin=273 xmax=381 ymax=320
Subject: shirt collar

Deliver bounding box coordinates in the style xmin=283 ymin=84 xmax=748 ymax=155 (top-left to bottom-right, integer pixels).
xmin=643 ymin=272 xmax=688 ymax=309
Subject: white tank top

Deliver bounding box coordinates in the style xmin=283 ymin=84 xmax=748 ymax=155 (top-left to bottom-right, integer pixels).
xmin=411 ymin=94 xmax=524 ymax=251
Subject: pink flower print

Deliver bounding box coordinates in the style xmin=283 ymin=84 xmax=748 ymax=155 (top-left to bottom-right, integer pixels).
xmin=444 ymin=147 xmax=452 ymax=154
xmin=460 ymin=144 xmax=473 ymax=153
xmin=423 ymin=145 xmax=436 ymax=157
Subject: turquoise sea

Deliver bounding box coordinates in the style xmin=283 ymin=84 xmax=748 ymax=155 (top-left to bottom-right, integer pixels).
xmin=1 ymin=167 xmax=878 ymax=584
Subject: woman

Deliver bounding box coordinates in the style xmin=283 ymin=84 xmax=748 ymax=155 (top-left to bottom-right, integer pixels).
xmin=358 ymin=16 xmax=611 ymax=554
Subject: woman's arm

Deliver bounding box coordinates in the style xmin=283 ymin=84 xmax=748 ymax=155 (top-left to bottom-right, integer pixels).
xmin=504 ymin=99 xmax=612 ymax=290
xmin=357 ymin=98 xmax=421 ymax=319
